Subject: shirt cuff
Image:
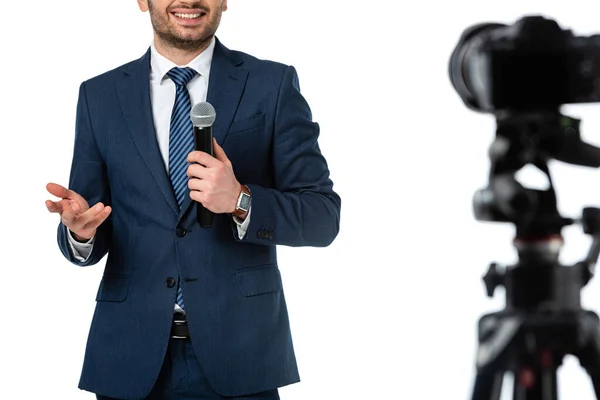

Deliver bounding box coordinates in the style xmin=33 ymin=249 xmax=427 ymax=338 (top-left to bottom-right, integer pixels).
xmin=67 ymin=229 xmax=95 ymax=262
xmin=233 ymin=206 xmax=252 ymax=239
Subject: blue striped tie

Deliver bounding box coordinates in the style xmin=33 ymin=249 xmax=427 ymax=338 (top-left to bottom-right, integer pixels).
xmin=166 ymin=67 xmax=197 ymax=310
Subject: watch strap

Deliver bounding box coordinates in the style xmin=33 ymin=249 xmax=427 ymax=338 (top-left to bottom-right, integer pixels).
xmin=231 ymin=185 xmax=251 ymax=217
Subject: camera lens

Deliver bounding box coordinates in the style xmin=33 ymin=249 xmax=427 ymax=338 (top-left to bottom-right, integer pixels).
xmin=448 ymin=23 xmax=505 ymax=112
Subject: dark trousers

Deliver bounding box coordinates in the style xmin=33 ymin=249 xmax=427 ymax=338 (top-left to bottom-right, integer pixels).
xmin=97 ymin=339 xmax=280 ymax=400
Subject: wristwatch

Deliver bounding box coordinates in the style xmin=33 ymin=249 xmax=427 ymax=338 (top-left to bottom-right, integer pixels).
xmin=231 ymin=184 xmax=251 ymax=217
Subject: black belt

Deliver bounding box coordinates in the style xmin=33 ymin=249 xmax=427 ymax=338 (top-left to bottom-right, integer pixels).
xmin=171 ymin=314 xmax=190 ymax=339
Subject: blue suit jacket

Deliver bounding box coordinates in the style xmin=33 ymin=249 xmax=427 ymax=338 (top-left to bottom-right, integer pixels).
xmin=56 ymin=38 xmax=341 ymax=399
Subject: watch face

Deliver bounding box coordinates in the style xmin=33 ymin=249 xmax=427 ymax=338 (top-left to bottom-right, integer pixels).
xmin=238 ymin=193 xmax=251 ymax=211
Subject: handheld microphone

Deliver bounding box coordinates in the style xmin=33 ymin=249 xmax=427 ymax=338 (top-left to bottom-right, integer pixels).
xmin=190 ymin=102 xmax=217 ymax=228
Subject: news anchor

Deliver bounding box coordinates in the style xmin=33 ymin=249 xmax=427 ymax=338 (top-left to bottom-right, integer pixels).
xmin=45 ymin=1 xmax=341 ymax=399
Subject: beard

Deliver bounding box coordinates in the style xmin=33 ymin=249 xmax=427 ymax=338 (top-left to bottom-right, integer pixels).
xmin=148 ymin=1 xmax=222 ymax=52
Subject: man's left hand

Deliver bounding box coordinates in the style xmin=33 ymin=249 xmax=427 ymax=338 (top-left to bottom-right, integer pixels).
xmin=187 ymin=138 xmax=241 ymax=214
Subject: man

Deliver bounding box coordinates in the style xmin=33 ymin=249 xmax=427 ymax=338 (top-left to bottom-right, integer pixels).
xmin=45 ymin=1 xmax=341 ymax=399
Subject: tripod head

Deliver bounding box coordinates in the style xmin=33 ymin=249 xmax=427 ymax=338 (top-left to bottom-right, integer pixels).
xmin=474 ymin=111 xmax=600 ymax=304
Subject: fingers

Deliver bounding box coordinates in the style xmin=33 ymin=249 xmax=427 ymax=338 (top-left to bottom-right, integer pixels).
xmin=189 ymin=188 xmax=204 ymax=204
xmin=45 ymin=198 xmax=77 ymax=215
xmin=46 ymin=182 xmax=110 ymax=239
xmin=70 ymin=201 xmax=81 ymax=213
xmin=187 ymin=150 xmax=220 ymax=168
xmin=46 ymin=182 xmax=73 ymax=199
xmin=188 ymin=177 xmax=211 ymax=193
xmin=80 ymin=205 xmax=112 ymax=231
xmin=186 ymin=141 xmax=230 ymax=169
xmin=187 ymin=162 xmax=210 ymax=180
xmin=46 ymin=199 xmax=63 ymax=214
xmin=68 ymin=203 xmax=112 ymax=232
xmin=46 ymin=182 xmax=90 ymax=210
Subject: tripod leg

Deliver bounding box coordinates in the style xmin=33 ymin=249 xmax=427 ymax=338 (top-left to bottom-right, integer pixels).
xmin=472 ymin=370 xmax=504 ymax=400
xmin=472 ymin=312 xmax=524 ymax=400
xmin=511 ymin=365 xmax=558 ymax=400
xmin=576 ymin=311 xmax=600 ymax=400
xmin=471 ymin=312 xmax=523 ymax=400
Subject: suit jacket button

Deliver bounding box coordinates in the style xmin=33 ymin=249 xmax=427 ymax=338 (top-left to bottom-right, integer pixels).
xmin=268 ymin=232 xmax=274 ymax=240
xmin=257 ymin=230 xmax=265 ymax=239
xmin=166 ymin=277 xmax=176 ymax=288
xmin=176 ymin=228 xmax=187 ymax=237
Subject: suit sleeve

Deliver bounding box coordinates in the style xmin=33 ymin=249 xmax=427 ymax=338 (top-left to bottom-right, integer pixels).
xmin=57 ymin=81 xmax=112 ymax=266
xmin=235 ymin=66 xmax=341 ymax=247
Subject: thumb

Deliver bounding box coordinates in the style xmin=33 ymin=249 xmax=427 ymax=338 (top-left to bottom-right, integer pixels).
xmin=212 ymin=138 xmax=229 ymax=163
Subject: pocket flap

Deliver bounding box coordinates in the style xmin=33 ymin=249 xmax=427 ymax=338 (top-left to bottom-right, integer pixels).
xmin=96 ymin=275 xmax=129 ymax=302
xmin=235 ymin=265 xmax=282 ymax=297
xmin=228 ymin=113 xmax=265 ymax=135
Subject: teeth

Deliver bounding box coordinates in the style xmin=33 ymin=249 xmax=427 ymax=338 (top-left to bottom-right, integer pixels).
xmin=174 ymin=13 xmax=202 ymax=19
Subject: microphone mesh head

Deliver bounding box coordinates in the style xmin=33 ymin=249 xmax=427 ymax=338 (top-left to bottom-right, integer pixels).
xmin=190 ymin=102 xmax=217 ymax=127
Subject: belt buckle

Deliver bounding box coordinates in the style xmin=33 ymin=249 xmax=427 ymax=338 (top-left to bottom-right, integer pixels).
xmin=171 ymin=318 xmax=188 ymax=339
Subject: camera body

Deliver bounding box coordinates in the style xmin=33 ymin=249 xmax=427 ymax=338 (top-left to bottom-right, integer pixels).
xmin=449 ymin=15 xmax=600 ymax=113
xmin=449 ymin=15 xmax=600 ymax=237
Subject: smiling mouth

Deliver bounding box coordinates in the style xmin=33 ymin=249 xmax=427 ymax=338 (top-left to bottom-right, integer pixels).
xmin=171 ymin=9 xmax=206 ymax=21
xmin=173 ymin=12 xmax=205 ymax=19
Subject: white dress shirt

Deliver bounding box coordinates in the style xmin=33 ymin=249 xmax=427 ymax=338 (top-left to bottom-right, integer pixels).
xmin=67 ymin=38 xmax=251 ymax=308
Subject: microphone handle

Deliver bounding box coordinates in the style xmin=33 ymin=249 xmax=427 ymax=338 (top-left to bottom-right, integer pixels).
xmin=193 ymin=126 xmax=215 ymax=228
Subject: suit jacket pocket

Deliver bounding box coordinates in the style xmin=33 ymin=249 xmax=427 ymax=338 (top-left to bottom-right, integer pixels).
xmin=235 ymin=264 xmax=282 ymax=297
xmin=96 ymin=275 xmax=129 ymax=302
xmin=228 ymin=113 xmax=265 ymax=136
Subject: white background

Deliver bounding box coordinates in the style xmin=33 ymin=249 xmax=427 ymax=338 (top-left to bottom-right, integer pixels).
xmin=2 ymin=0 xmax=600 ymax=399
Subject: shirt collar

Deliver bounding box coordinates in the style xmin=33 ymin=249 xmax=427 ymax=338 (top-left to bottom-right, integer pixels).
xmin=150 ymin=36 xmax=215 ymax=82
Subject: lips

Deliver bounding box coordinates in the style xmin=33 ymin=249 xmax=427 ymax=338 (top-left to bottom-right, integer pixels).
xmin=173 ymin=12 xmax=204 ymax=19
xmin=170 ymin=8 xmax=207 ymax=20
xmin=169 ymin=8 xmax=207 ymax=26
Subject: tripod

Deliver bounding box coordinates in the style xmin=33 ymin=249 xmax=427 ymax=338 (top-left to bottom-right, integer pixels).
xmin=468 ymin=112 xmax=600 ymax=400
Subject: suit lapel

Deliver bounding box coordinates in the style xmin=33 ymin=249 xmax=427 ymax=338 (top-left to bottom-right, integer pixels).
xmin=206 ymin=38 xmax=249 ymax=147
xmin=178 ymin=38 xmax=249 ymax=223
xmin=116 ymin=49 xmax=180 ymax=216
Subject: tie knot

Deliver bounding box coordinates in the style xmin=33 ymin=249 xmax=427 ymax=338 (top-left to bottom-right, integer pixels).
xmin=167 ymin=67 xmax=197 ymax=87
